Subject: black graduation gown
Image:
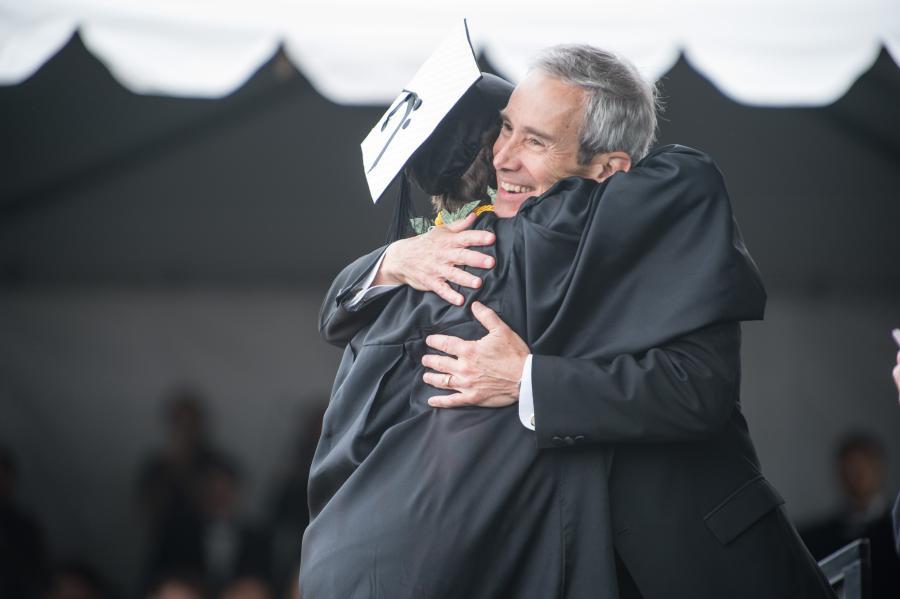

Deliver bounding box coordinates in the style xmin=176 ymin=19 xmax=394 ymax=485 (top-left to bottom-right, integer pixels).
xmin=299 ymin=145 xmax=766 ymax=598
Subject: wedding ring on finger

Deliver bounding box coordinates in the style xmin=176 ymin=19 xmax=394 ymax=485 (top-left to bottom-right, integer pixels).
xmin=445 ymin=374 xmax=453 ymax=387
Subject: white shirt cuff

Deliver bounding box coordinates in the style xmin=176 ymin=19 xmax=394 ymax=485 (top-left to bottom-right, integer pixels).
xmin=347 ymin=251 xmax=400 ymax=308
xmin=518 ymin=354 xmax=535 ymax=430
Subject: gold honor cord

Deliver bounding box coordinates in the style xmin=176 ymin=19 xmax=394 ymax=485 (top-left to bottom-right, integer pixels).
xmin=434 ymin=204 xmax=494 ymax=226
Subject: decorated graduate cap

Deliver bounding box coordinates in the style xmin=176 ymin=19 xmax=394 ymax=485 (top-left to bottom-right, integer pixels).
xmin=406 ymin=72 xmax=513 ymax=198
xmin=359 ymin=19 xmax=513 ymax=240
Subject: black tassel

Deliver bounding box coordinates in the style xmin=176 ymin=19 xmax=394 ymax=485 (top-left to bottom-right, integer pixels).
xmin=386 ymin=173 xmax=415 ymax=244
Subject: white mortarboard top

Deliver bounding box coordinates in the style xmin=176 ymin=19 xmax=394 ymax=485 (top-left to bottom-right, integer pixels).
xmin=360 ymin=19 xmax=482 ymax=203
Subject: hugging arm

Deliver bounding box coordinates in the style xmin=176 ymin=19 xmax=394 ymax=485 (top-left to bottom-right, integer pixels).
xmin=320 ymin=213 xmax=497 ymax=346
xmin=423 ymin=316 xmax=743 ymax=446
xmin=319 ymin=246 xmax=398 ymax=347
xmin=530 ymin=322 xmax=741 ymax=447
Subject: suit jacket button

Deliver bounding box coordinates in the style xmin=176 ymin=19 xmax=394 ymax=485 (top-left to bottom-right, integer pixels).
xmin=551 ymin=436 xmax=563 ymax=446
xmin=574 ymin=435 xmax=584 ymax=444
xmin=564 ymin=436 xmax=575 ymax=446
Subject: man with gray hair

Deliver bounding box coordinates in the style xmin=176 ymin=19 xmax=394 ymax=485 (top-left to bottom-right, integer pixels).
xmin=534 ymin=45 xmax=659 ymax=163
xmin=370 ymin=45 xmax=657 ymax=300
xmin=321 ymin=44 xmax=833 ymax=598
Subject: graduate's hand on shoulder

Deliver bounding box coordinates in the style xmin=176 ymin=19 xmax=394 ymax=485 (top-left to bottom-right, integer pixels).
xmin=422 ymin=302 xmax=529 ymax=408
xmin=373 ymin=213 xmax=495 ymax=306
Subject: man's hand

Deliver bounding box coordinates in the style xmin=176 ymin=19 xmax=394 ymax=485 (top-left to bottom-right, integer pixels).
xmin=374 ymin=213 xmax=495 ymax=306
xmin=422 ymin=302 xmax=529 ymax=408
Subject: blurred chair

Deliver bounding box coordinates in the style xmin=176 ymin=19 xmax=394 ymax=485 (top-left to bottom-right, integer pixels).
xmin=817 ymin=538 xmax=871 ymax=599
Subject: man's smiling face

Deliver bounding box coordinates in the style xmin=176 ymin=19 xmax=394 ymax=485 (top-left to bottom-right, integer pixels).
xmin=491 ymin=72 xmax=598 ymax=217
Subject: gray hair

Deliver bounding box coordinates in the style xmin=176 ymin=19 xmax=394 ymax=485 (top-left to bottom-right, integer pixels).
xmin=530 ymin=44 xmax=660 ymax=163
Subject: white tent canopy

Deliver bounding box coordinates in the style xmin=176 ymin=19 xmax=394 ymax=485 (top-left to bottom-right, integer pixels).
xmin=1 ymin=0 xmax=899 ymax=106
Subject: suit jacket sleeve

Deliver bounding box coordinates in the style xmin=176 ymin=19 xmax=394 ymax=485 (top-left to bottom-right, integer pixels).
xmin=319 ymin=245 xmax=399 ymax=347
xmin=530 ymin=322 xmax=741 ymax=448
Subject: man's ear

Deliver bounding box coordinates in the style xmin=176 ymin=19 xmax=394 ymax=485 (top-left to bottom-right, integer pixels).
xmin=590 ymin=151 xmax=631 ymax=182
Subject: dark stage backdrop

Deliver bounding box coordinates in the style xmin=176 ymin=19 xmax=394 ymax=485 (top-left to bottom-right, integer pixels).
xmin=0 ymin=35 xmax=898 ymax=594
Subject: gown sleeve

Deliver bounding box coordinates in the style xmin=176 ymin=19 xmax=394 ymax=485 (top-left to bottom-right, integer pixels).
xmin=319 ymin=245 xmax=399 ymax=347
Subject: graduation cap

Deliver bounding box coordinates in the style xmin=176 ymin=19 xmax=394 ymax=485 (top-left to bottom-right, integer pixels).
xmin=360 ymin=19 xmax=513 ymax=241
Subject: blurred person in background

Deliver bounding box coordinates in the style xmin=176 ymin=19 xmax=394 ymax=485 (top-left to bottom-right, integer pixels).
xmin=800 ymin=432 xmax=900 ymax=597
xmin=148 ymin=458 xmax=271 ymax=596
xmin=0 ymin=443 xmax=49 ymax=599
xmin=145 ymin=571 xmax=206 ymax=599
xmin=219 ymin=576 xmax=272 ymax=599
xmin=45 ymin=560 xmax=112 ymax=599
xmin=137 ymin=388 xmax=227 ymax=529
xmin=266 ymin=403 xmax=325 ymax=598
xmin=138 ymin=388 xmax=232 ymax=591
xmin=197 ymin=460 xmax=271 ymax=592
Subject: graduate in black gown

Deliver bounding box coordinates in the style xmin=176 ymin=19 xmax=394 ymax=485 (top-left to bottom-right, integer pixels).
xmin=299 ymin=63 xmax=773 ymax=595
xmin=301 ymin=73 xmax=612 ymax=598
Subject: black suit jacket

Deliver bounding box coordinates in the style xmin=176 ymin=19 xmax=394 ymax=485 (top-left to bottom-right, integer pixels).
xmin=307 ymin=146 xmax=834 ymax=599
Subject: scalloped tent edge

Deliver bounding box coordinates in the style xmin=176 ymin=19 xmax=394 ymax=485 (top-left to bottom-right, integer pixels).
xmin=1 ymin=3 xmax=899 ymax=107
